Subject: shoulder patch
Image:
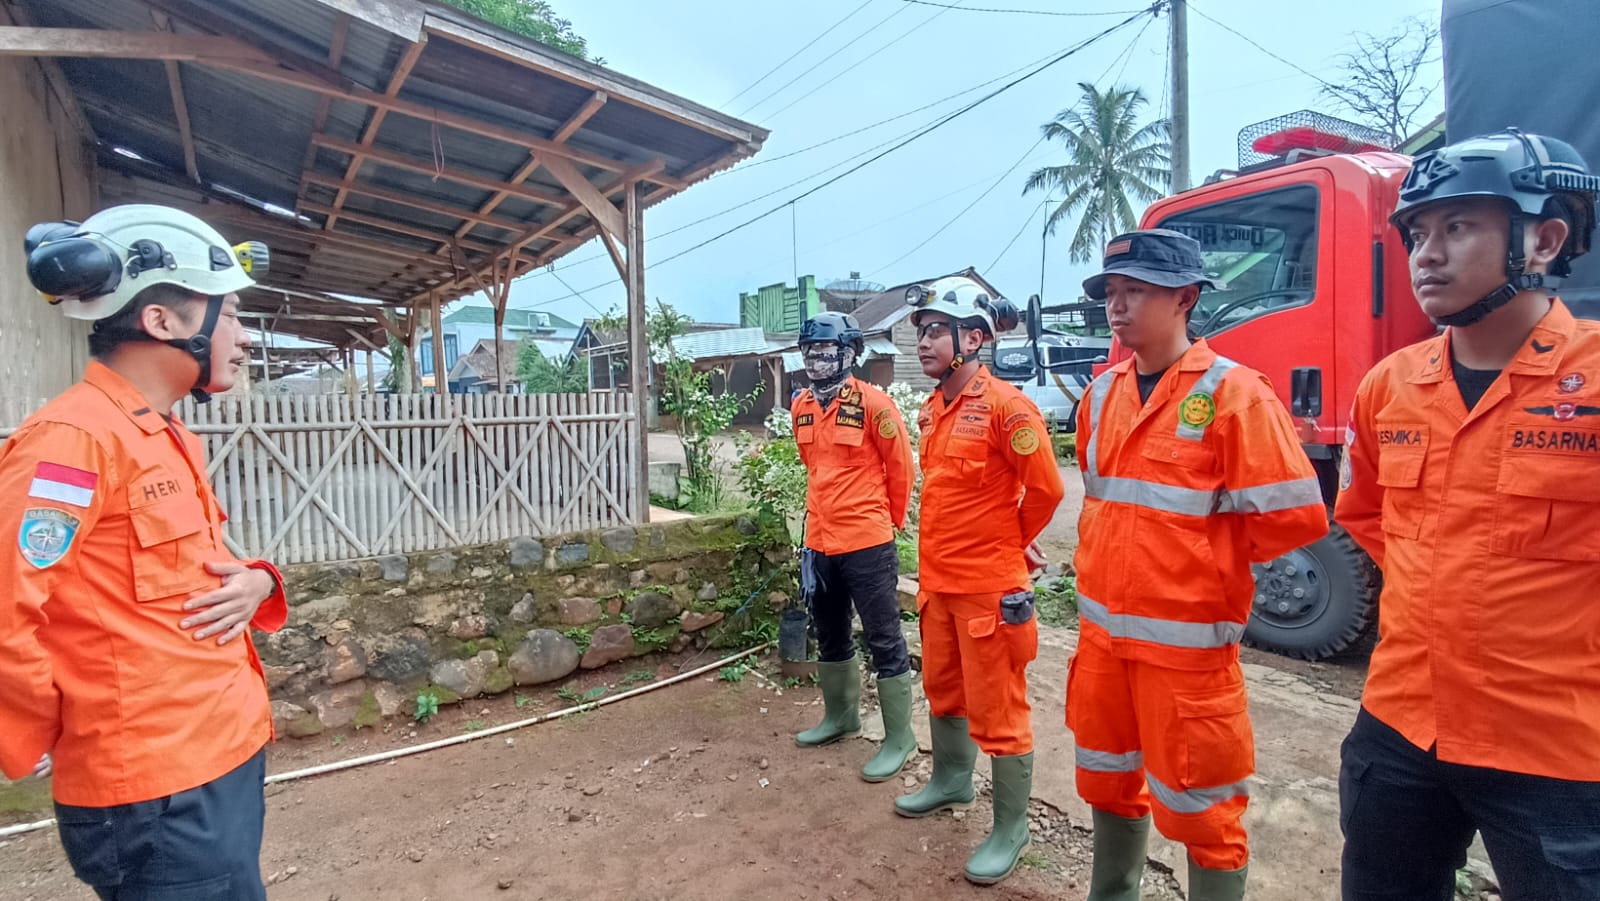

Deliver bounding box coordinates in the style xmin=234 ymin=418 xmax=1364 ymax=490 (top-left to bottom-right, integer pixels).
xmin=876 ymin=412 xmax=899 ymax=439
xmin=19 ymin=508 xmax=80 ymax=569
xmin=1002 ymin=411 xmax=1030 ymax=431
xmin=1180 ymin=392 xmax=1217 ymax=428
xmin=1010 ymin=427 xmax=1041 ymax=456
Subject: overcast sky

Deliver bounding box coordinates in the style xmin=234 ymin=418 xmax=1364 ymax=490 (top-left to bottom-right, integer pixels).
xmin=490 ymin=0 xmax=1442 ymax=326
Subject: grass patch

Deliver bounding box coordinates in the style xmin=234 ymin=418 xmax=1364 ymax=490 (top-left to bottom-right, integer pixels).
xmin=1035 ymin=579 xmax=1079 ymax=627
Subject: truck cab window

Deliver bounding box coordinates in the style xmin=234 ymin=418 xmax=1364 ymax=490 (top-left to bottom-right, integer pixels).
xmin=1159 ymin=184 xmax=1321 ymax=337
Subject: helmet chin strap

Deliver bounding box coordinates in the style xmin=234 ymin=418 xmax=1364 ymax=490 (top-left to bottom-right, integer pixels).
xmin=939 ymin=326 xmax=969 ymax=386
xmin=1435 ymin=213 xmax=1549 ymax=328
xmin=171 ymin=294 xmax=224 ymax=403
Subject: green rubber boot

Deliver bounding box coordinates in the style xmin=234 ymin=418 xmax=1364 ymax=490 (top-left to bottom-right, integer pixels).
xmin=1188 ymin=857 xmax=1248 ymax=901
xmin=894 ymin=716 xmax=977 ymax=817
xmin=795 ymin=657 xmax=861 ymax=747
xmin=861 ymin=671 xmax=918 ymax=782
xmin=964 ymin=752 xmax=1034 ymax=885
xmin=1087 ymin=809 xmax=1151 ymax=901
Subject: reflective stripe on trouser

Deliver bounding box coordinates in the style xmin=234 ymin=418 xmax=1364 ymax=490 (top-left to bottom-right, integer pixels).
xmin=1066 ymin=634 xmax=1254 ymax=869
xmin=918 ymin=590 xmax=1038 ymax=757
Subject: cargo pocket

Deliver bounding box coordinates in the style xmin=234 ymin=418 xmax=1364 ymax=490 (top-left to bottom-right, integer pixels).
xmin=1336 ymin=747 xmax=1371 ymax=837
xmin=966 ymin=610 xmax=1037 ymax=674
xmin=1174 ymin=685 xmax=1254 ymax=790
xmin=56 ymin=810 xmax=121 ymax=887
xmin=1537 ymin=827 xmax=1600 ymax=885
xmin=1064 ymin=655 xmax=1079 ymax=730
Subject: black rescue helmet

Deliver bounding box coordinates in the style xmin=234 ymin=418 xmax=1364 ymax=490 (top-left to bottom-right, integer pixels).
xmin=799 ymin=311 xmax=865 ymax=355
xmin=1389 ymin=130 xmax=1600 ymax=326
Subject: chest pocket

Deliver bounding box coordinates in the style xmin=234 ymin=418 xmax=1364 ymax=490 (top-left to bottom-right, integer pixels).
xmin=1374 ymin=420 xmax=1429 ymax=540
xmin=1139 ymin=436 xmax=1217 ymax=480
xmin=1493 ymin=447 xmax=1600 ymax=561
xmin=127 ymin=468 xmax=216 ymax=602
xmin=833 ymin=425 xmax=864 ymax=448
xmin=948 ymin=437 xmax=989 ymax=479
xmin=1375 ymin=450 xmax=1425 ymax=539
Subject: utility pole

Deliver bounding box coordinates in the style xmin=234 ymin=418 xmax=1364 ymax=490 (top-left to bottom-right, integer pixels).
xmin=1168 ymin=0 xmax=1191 ymax=193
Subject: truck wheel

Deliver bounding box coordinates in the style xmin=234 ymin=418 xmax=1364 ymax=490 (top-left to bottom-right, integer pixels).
xmin=1242 ymin=525 xmax=1378 ymax=661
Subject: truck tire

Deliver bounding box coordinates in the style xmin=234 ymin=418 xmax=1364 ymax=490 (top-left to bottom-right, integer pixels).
xmin=1242 ymin=525 xmax=1379 ymax=661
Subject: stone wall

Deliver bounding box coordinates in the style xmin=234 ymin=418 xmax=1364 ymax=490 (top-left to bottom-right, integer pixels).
xmin=260 ymin=514 xmax=793 ymax=737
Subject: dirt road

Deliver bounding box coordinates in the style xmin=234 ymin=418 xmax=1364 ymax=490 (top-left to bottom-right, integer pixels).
xmin=2 ymin=656 xmax=1098 ymax=901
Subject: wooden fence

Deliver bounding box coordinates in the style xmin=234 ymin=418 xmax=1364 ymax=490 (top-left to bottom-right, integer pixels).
xmin=0 ymin=393 xmax=639 ymax=564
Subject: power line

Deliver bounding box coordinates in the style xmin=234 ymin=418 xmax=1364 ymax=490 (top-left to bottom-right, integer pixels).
xmin=721 ymin=0 xmax=878 ymax=109
xmin=515 ymin=39 xmax=1115 ymax=282
xmin=711 ymin=43 xmax=1076 ymax=176
xmin=899 ymin=0 xmax=1149 ymax=15
xmin=1185 ymin=1 xmax=1339 ymax=91
xmin=512 ymin=152 xmax=1056 ymax=316
xmin=523 ymin=6 xmax=1160 ymax=306
xmin=655 ymin=9 xmax=1157 ymax=267
xmin=546 ymin=268 xmax=606 ymax=317
xmin=763 ymin=4 xmax=956 ymax=120
xmin=987 ymin=199 xmax=1045 ymax=272
xmin=872 ymin=135 xmax=1046 ymax=277
xmin=1110 ymin=10 xmax=1155 ymax=85
xmin=735 ymin=3 xmax=914 ymax=117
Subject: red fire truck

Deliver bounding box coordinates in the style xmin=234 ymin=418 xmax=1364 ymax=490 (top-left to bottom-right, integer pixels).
xmin=1029 ymin=0 xmax=1600 ymax=659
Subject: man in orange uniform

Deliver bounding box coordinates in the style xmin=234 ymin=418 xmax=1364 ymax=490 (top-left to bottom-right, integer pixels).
xmin=0 ymin=205 xmax=287 ymax=900
xmin=1070 ymin=230 xmax=1328 ymax=901
xmin=791 ymin=312 xmax=918 ymax=782
xmin=1335 ymin=132 xmax=1600 ymax=901
xmin=893 ymin=276 xmax=1064 ymax=885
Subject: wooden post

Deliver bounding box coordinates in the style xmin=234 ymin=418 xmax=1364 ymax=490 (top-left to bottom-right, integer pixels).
xmin=366 ymin=349 xmax=375 ymax=394
xmin=625 ymin=181 xmax=649 ymax=523
xmin=430 ymin=293 xmax=448 ymax=396
xmin=492 ymin=261 xmax=509 ymax=393
xmin=405 ymin=310 xmax=421 ymax=393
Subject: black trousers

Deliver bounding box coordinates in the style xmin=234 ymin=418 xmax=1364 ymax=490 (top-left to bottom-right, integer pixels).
xmin=1340 ymin=707 xmax=1600 ymax=901
xmin=56 ymin=747 xmax=268 ymax=901
xmin=809 ymin=539 xmax=910 ymax=679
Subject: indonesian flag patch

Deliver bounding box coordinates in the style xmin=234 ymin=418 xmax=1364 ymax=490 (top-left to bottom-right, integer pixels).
xmin=29 ymin=462 xmax=98 ymax=508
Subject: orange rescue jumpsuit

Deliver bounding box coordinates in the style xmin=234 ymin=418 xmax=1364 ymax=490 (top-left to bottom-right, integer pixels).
xmin=0 ymin=361 xmax=287 ymax=806
xmin=916 ymin=366 xmax=1064 ymax=756
xmin=1334 ymin=299 xmax=1600 ymax=781
xmin=1069 ymin=339 xmax=1327 ymax=869
xmin=793 ymin=376 xmax=914 ymax=553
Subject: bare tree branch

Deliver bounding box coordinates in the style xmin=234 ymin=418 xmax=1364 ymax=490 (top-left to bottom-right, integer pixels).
xmin=1319 ymin=14 xmax=1441 ymax=145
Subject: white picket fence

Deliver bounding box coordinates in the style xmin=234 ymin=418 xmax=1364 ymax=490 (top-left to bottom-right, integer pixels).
xmin=0 ymin=393 xmax=639 ymax=564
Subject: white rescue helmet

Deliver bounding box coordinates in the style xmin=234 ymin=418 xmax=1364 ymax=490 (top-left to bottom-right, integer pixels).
xmin=905 ymin=275 xmax=1017 ymax=338
xmin=24 ymin=204 xmax=264 ymax=321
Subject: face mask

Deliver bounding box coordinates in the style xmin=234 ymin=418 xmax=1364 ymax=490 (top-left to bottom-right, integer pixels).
xmin=803 ymin=342 xmax=855 ymax=402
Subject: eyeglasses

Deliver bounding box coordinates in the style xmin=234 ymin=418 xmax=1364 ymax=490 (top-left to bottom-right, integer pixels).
xmin=916 ymin=321 xmax=955 ymax=340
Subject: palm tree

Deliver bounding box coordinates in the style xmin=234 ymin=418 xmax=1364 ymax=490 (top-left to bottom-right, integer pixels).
xmin=1023 ymin=83 xmax=1172 ymax=264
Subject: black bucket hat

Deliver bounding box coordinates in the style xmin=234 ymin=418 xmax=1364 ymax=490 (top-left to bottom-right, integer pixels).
xmin=1082 ymin=228 xmax=1217 ymax=300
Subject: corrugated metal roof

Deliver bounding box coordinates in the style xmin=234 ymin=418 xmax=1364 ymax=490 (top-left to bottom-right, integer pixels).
xmin=12 ymin=0 xmax=767 ymax=351
xmin=863 ymin=337 xmax=900 ymax=359
xmin=670 ymin=327 xmax=770 ymax=361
